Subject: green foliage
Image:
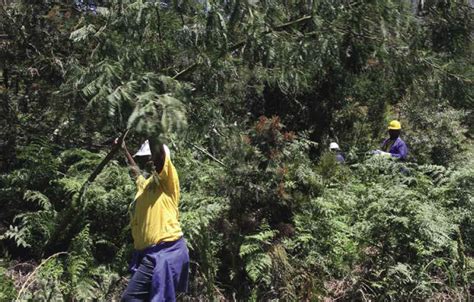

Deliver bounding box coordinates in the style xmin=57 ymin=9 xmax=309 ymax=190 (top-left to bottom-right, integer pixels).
xmin=240 ymin=225 xmax=276 ymax=285
xmin=316 ymin=151 xmax=351 ymax=185
xmin=127 ymin=92 xmax=187 ymax=140
xmin=0 ymin=267 xmax=16 ymax=301
xmin=1 ymin=144 xmax=135 ymax=299
xmin=65 ymin=4 xmax=192 ymax=141
xmin=401 ymin=88 xmax=468 ymax=165
xmin=22 ymin=257 xmax=67 ymax=301
xmin=285 ymin=157 xmax=473 ymax=300
xmin=66 ymin=225 xmax=97 ymax=300
xmin=180 ymin=193 xmax=226 ymax=297
xmin=3 ymin=190 xmax=57 ymax=252
xmin=1 ymin=0 xmax=472 ymax=300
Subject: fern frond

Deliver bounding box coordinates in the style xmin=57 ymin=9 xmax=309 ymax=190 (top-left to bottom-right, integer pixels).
xmin=24 ymin=190 xmax=52 ymax=210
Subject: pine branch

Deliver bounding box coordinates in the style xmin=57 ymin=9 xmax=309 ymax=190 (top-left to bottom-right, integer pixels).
xmin=173 ymin=63 xmax=199 ymax=80
xmin=271 ymin=15 xmax=312 ymax=32
xmin=419 ymin=57 xmax=473 ymax=84
xmin=173 ymin=15 xmax=312 ymax=80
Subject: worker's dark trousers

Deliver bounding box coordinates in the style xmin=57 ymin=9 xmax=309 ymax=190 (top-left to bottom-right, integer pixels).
xmin=121 ymin=255 xmax=154 ymax=301
xmin=121 ymin=238 xmax=189 ymax=301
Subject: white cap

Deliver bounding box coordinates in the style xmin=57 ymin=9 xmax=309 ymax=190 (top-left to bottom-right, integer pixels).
xmin=133 ymin=140 xmax=152 ymax=157
xmin=329 ymin=142 xmax=340 ymax=150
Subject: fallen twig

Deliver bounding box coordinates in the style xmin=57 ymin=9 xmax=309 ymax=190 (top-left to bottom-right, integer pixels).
xmin=187 ymin=141 xmax=226 ymax=167
xmin=17 ymin=252 xmax=68 ymax=300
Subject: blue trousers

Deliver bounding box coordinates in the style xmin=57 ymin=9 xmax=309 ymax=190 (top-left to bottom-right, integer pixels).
xmin=122 ymin=238 xmax=189 ymax=302
xmin=121 ymin=255 xmax=155 ymax=301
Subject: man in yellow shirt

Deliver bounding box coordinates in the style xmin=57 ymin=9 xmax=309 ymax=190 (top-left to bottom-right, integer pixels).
xmin=119 ymin=138 xmax=189 ymax=302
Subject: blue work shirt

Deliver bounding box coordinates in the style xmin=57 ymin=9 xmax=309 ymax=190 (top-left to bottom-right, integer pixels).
xmin=381 ymin=137 xmax=408 ymax=160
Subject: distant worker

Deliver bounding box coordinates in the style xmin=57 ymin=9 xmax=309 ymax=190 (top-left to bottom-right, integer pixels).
xmin=329 ymin=142 xmax=345 ymax=164
xmin=373 ymin=120 xmax=408 ymax=160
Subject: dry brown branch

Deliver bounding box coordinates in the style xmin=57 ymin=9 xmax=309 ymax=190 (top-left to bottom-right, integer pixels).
xmin=17 ymin=252 xmax=68 ymax=300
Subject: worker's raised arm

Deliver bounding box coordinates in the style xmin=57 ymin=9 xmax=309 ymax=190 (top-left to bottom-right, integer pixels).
xmin=114 ymin=138 xmax=140 ymax=179
xmin=124 ymin=145 xmax=141 ymax=178
xmin=149 ymin=140 xmax=166 ymax=174
xmin=149 ymin=139 xmax=179 ymax=200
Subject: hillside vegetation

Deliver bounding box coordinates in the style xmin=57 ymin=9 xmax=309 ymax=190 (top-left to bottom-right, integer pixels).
xmin=0 ymin=0 xmax=472 ymax=300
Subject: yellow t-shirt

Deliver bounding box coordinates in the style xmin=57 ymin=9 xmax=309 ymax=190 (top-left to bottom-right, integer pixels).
xmin=131 ymin=146 xmax=183 ymax=250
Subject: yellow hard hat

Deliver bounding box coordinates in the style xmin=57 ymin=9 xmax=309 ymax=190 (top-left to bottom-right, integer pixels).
xmin=388 ymin=120 xmax=401 ymax=130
